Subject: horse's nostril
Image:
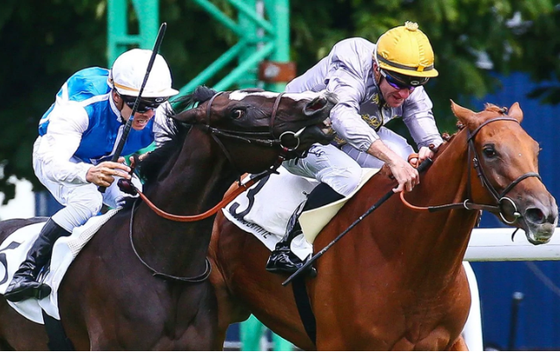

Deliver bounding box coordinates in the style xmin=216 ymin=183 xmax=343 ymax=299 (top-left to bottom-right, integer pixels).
xmin=525 ymin=208 xmax=545 ymax=224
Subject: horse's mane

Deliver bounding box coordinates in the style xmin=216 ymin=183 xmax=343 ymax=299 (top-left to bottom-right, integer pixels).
xmin=137 ymin=86 xmax=217 ymax=184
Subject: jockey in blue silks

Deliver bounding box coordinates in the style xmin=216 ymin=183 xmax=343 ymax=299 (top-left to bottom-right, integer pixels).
xmin=4 ymin=49 xmax=179 ymax=302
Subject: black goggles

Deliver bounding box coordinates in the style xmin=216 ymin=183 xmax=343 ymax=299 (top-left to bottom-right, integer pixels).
xmin=380 ymin=69 xmax=429 ymax=92
xmin=120 ymin=95 xmax=167 ymax=113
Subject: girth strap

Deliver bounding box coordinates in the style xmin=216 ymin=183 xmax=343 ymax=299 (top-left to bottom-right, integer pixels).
xmin=41 ymin=310 xmax=74 ymax=351
xmin=291 ymin=277 xmax=317 ymax=346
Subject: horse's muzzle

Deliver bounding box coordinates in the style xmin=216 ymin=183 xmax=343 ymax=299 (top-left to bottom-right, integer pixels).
xmin=522 ymin=204 xmax=558 ymax=244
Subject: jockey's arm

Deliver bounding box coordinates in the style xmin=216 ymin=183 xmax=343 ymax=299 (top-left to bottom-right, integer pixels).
xmin=366 ymin=139 xmax=419 ymax=193
xmin=326 ymin=88 xmax=420 ymax=193
xmin=401 ymin=87 xmax=442 ymax=163
xmin=36 ymin=104 xmax=92 ymax=184
xmin=38 ymin=104 xmax=131 ymax=187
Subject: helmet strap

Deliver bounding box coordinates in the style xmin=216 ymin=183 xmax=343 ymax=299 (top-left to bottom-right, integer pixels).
xmin=372 ymin=62 xmax=382 ymax=86
xmin=112 ymin=89 xmax=126 ymax=111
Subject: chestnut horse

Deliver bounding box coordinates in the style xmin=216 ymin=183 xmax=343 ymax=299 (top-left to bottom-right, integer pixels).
xmin=209 ymin=101 xmax=558 ymax=350
xmin=0 ymin=86 xmax=337 ymax=350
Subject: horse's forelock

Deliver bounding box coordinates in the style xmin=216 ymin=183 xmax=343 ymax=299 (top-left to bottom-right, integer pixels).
xmin=172 ymin=86 xmax=217 ymax=111
xmin=193 ymin=86 xmax=218 ymax=102
xmin=483 ymin=103 xmax=508 ymax=115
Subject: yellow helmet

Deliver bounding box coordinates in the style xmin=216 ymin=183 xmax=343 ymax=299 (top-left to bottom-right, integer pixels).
xmin=375 ymin=21 xmax=438 ymax=78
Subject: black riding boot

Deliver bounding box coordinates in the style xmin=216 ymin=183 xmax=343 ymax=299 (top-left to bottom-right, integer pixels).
xmin=266 ymin=221 xmax=307 ymax=274
xmin=4 ymin=219 xmax=71 ymax=302
xmin=266 ymin=183 xmax=344 ymax=275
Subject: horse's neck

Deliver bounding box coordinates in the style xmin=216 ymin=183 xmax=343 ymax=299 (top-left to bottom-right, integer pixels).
xmin=342 ymin=133 xmax=480 ymax=287
xmin=152 ymin=128 xmax=234 ymax=213
xmin=134 ymin=128 xmax=235 ymax=274
xmin=402 ymin=132 xmax=481 ymax=272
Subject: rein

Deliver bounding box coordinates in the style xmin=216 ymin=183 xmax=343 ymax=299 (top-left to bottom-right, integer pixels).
xmin=131 ymin=169 xmax=275 ymax=222
xmin=128 ymin=199 xmax=212 ymax=283
xmin=121 ymin=91 xmax=294 ymax=222
xmin=124 ymin=91 xmax=296 ymax=282
xmin=400 ymin=116 xmax=543 ymax=225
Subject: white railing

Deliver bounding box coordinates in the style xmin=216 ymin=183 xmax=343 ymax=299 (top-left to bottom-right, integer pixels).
xmin=465 ymin=227 xmax=560 ymax=261
xmin=461 ymin=227 xmax=560 ymax=351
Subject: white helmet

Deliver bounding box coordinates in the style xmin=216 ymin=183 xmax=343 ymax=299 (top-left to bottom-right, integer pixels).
xmin=108 ymin=48 xmax=179 ymax=98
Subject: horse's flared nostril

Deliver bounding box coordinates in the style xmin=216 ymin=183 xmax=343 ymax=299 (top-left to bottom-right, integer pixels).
xmin=525 ymin=208 xmax=546 ymax=224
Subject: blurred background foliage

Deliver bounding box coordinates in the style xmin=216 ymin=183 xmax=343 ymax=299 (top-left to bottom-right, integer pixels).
xmin=0 ymin=0 xmax=559 ymax=202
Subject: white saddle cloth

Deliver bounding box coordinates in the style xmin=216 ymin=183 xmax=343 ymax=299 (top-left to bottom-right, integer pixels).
xmin=0 ymin=209 xmax=119 ymax=323
xmin=223 ymin=166 xmax=379 ymax=261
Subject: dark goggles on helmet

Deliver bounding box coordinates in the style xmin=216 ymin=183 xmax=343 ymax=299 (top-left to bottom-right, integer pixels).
xmin=120 ymin=94 xmax=168 ymax=113
xmin=380 ymin=69 xmax=429 ymax=92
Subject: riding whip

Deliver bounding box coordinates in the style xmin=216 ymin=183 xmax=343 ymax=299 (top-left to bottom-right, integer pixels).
xmin=99 ymin=22 xmax=168 ymax=193
xmin=282 ymin=158 xmax=433 ymax=286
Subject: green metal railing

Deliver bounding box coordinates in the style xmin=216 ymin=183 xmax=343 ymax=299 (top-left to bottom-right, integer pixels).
xmin=107 ymin=0 xmax=159 ymax=64
xmin=107 ymin=0 xmax=290 ymax=93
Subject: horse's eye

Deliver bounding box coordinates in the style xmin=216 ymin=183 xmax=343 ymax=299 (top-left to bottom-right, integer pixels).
xmin=231 ymin=109 xmax=244 ymax=119
xmin=482 ymin=146 xmax=496 ymax=158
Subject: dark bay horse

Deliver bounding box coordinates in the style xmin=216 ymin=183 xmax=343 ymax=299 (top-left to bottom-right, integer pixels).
xmin=0 ymin=86 xmax=337 ymax=350
xmin=209 ymin=101 xmax=558 ymax=350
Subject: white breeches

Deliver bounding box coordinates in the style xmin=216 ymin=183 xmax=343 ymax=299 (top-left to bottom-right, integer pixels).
xmin=283 ymin=127 xmax=414 ymax=197
xmin=33 ymin=158 xmax=141 ymax=232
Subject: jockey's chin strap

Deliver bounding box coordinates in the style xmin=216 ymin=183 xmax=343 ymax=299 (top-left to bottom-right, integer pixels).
xmin=400 ymin=116 xmax=543 ymax=228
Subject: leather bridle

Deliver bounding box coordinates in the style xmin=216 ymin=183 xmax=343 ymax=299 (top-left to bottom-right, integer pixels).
xmin=401 ymin=116 xmax=542 ymax=226
xmin=203 ymin=92 xmax=305 ymax=150
xmin=125 ymin=92 xmax=304 ymax=282
xmin=122 ymin=91 xmax=311 ymax=222
xmin=466 ymin=116 xmax=541 ymax=223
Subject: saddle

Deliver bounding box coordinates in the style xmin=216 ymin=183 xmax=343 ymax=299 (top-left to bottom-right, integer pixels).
xmin=0 ymin=210 xmax=119 ymax=323
xmin=223 ymin=166 xmax=380 ymax=260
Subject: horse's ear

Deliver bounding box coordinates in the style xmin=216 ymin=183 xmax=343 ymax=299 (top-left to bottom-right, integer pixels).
xmin=303 ymin=95 xmax=329 ymax=116
xmin=508 ymin=102 xmax=523 ymax=123
xmin=174 ymin=108 xmax=202 ymax=124
xmin=450 ymin=100 xmax=475 ymax=126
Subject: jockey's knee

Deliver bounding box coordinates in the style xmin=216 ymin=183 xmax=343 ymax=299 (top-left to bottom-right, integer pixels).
xmin=64 ymin=191 xmax=103 ymax=222
xmin=319 ymin=167 xmax=361 ymax=197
